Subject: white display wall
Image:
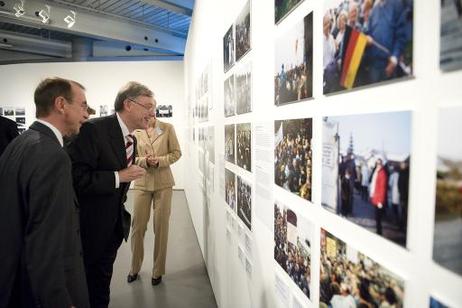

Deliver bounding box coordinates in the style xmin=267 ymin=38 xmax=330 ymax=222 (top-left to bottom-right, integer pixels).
xmin=183 ymin=0 xmax=462 ymax=307
xmin=0 ymin=61 xmax=185 ymax=189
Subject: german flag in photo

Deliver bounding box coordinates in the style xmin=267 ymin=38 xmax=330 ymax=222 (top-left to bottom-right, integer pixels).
xmin=339 ymin=26 xmax=368 ymax=89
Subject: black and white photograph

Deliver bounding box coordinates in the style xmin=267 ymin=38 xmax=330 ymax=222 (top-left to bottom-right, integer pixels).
xmin=323 ymin=0 xmax=413 ymax=94
xmin=225 ymin=124 xmax=235 ymax=164
xmin=237 ymin=175 xmax=252 ymax=230
xmin=274 ymin=202 xmax=312 ymax=299
xmin=440 ymin=0 xmax=462 ymax=71
xmin=275 ymin=12 xmax=313 ymax=105
xmin=235 ymin=1 xmax=251 ymax=62
xmin=430 ymin=296 xmax=450 ymax=308
xmin=235 ymin=61 xmax=252 ymax=115
xmin=322 ymin=112 xmax=411 ymax=247
xmin=433 ymin=107 xmax=462 ymax=276
xmin=3 ymin=107 xmax=14 ymax=116
xmin=207 ymin=126 xmax=215 ymax=164
xmin=15 ymin=107 xmax=25 ymax=116
xmin=99 ymin=105 xmax=108 ymax=117
xmin=225 ymin=168 xmax=236 ymax=211
xmin=156 ymin=104 xmax=173 ymax=118
xmin=223 ymin=25 xmax=235 ymax=72
xmin=275 ymin=0 xmax=304 ymax=24
xmin=320 ymin=229 xmax=405 ymax=308
xmin=236 ymin=123 xmax=251 ymax=172
xmin=15 ymin=117 xmax=25 ymax=125
xmin=224 ymin=74 xmax=235 ymax=117
xmin=274 ymin=118 xmax=313 ymax=201
xmin=0 ymin=107 xmax=3 ymax=115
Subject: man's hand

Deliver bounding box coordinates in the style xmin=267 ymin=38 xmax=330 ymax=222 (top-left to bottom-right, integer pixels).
xmin=385 ymin=57 xmax=397 ymax=77
xmin=119 ymin=165 xmax=146 ymax=183
xmin=377 ymin=203 xmax=383 ymax=209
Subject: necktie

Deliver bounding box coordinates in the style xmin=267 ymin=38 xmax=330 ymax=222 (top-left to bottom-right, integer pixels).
xmin=126 ymin=134 xmax=134 ymax=167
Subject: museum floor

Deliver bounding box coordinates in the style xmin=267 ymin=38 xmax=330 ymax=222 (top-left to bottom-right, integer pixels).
xmin=109 ymin=190 xmax=217 ymax=308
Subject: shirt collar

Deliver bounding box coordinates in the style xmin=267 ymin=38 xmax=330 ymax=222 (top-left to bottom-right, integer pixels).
xmin=116 ymin=112 xmax=131 ymax=139
xmin=36 ymin=119 xmax=64 ymax=147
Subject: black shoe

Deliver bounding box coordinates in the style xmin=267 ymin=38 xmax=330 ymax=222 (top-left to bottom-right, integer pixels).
xmin=151 ymin=276 xmax=162 ymax=286
xmin=127 ymin=273 xmax=138 ymax=283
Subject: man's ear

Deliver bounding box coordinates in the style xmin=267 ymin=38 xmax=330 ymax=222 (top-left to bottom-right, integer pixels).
xmin=54 ymin=96 xmax=66 ymax=114
xmin=123 ymin=99 xmax=131 ymax=112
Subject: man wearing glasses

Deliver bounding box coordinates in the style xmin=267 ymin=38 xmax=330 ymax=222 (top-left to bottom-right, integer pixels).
xmin=68 ymin=81 xmax=155 ymax=308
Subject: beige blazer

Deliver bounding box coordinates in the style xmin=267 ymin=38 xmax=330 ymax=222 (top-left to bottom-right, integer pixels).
xmin=133 ymin=121 xmax=181 ymax=191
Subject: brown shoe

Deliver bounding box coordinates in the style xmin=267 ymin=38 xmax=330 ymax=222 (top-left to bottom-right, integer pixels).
xmin=151 ymin=276 xmax=162 ymax=286
xmin=127 ymin=273 xmax=138 ymax=283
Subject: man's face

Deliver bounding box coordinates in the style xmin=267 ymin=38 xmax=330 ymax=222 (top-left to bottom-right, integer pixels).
xmin=63 ymin=83 xmax=89 ymax=136
xmin=128 ymin=95 xmax=156 ymax=130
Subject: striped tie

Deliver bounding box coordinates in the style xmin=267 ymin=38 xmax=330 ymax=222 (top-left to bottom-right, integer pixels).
xmin=126 ymin=134 xmax=134 ymax=167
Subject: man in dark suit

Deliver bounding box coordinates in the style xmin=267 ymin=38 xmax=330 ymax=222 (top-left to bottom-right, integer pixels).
xmin=68 ymin=81 xmax=154 ymax=308
xmin=0 ymin=115 xmax=19 ymax=157
xmin=0 ymin=77 xmax=90 ymax=307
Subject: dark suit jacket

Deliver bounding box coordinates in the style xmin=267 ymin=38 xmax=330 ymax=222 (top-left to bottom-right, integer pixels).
xmin=0 ymin=116 xmax=19 ymax=157
xmin=67 ymin=114 xmax=135 ymax=263
xmin=0 ymin=122 xmax=89 ymax=308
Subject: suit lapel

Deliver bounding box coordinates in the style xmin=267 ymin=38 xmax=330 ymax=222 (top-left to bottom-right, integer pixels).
xmin=108 ymin=115 xmax=126 ymax=168
xmin=150 ymin=121 xmax=164 ymax=143
xmin=30 ymin=121 xmax=61 ymax=146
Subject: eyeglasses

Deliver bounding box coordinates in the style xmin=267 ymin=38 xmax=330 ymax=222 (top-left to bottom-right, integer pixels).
xmin=128 ymin=98 xmax=155 ymax=113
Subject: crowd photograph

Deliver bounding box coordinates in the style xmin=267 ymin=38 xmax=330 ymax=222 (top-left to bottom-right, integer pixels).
xmin=440 ymin=0 xmax=462 ymax=71
xmin=433 ymin=107 xmax=462 ymax=276
xmin=274 ymin=12 xmax=313 ymax=106
xmin=323 ymin=0 xmax=413 ymax=94
xmin=274 ymin=202 xmax=312 ymax=299
xmin=224 ymin=74 xmax=235 ymax=117
xmin=223 ymin=25 xmax=235 ymax=72
xmin=275 ymin=0 xmax=304 ymax=24
xmin=237 ymin=176 xmax=252 ymax=230
xmin=322 ymin=112 xmax=411 ymax=247
xmin=236 ymin=1 xmax=251 ymax=62
xmin=225 ymin=168 xmax=236 ymax=211
xmin=320 ymin=229 xmax=404 ymax=308
xmin=237 ymin=123 xmax=251 ymax=172
xmin=235 ymin=62 xmax=252 ymax=114
xmin=274 ymin=118 xmax=313 ymax=201
xmin=225 ymin=124 xmax=236 ymax=164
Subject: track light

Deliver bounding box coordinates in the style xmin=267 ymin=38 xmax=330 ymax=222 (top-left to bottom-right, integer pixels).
xmin=37 ymin=5 xmax=50 ymax=24
xmin=64 ymin=10 xmax=75 ymax=28
xmin=13 ymin=0 xmax=25 ymax=17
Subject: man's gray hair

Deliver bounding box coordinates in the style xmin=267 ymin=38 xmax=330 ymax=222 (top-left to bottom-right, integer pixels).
xmin=114 ymin=81 xmax=154 ymax=112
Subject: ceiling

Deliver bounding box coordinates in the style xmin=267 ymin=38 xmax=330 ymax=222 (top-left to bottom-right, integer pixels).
xmin=0 ymin=0 xmax=194 ymax=64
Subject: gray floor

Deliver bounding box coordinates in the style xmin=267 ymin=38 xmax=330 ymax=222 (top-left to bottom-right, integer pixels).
xmin=109 ymin=190 xmax=217 ymax=308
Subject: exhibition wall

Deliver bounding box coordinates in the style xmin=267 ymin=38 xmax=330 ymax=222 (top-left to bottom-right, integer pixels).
xmin=0 ymin=61 xmax=185 ymax=189
xmin=183 ymin=0 xmax=462 ymax=307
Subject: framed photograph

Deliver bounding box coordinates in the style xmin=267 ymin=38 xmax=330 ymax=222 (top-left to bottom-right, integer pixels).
xmin=224 ymin=74 xmax=236 ymax=117
xmin=236 ymin=123 xmax=251 ymax=172
xmin=15 ymin=117 xmax=26 ymax=125
xmin=323 ymin=0 xmax=413 ymax=94
xmin=0 ymin=107 xmax=3 ymax=115
xmin=322 ymin=112 xmax=411 ymax=247
xmin=274 ymin=201 xmax=312 ymax=299
xmin=207 ymin=126 xmax=215 ymax=164
xmin=275 ymin=0 xmax=304 ymax=24
xmin=320 ymin=229 xmax=405 ymax=307
xmin=99 ymin=105 xmax=108 ymax=117
xmin=235 ymin=61 xmax=252 ymax=114
xmin=237 ymin=175 xmax=252 ymax=230
xmin=225 ymin=124 xmax=236 ymax=164
xmin=433 ymin=107 xmax=462 ymax=276
xmin=236 ymin=1 xmax=251 ymax=62
xmin=275 ymin=12 xmax=313 ymax=105
xmin=225 ymin=168 xmax=236 ymax=211
xmin=223 ymin=25 xmax=235 ymax=72
xmin=274 ymin=118 xmax=313 ymax=201
xmin=430 ymin=296 xmax=450 ymax=308
xmin=3 ymin=107 xmax=14 ymax=116
xmin=440 ymin=0 xmax=462 ymax=71
xmin=15 ymin=107 xmax=25 ymax=116
xmin=156 ymin=104 xmax=173 ymax=118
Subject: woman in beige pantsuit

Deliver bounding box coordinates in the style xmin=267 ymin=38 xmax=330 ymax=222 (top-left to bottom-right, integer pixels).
xmin=127 ymin=115 xmax=181 ymax=286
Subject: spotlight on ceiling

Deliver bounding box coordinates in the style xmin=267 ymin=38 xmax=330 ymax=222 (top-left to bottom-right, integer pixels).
xmin=64 ymin=10 xmax=76 ymax=28
xmin=13 ymin=0 xmax=25 ymax=17
xmin=37 ymin=4 xmax=50 ymax=24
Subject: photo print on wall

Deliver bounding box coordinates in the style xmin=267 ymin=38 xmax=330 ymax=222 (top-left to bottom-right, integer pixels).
xmin=430 ymin=296 xmax=450 ymax=308
xmin=275 ymin=118 xmax=313 ymax=201
xmin=322 ymin=111 xmax=411 ymax=247
xmin=323 ymin=0 xmax=413 ymax=94
xmin=223 ymin=25 xmax=235 ymax=72
xmin=275 ymin=11 xmax=313 ymax=106
xmin=433 ymin=107 xmax=462 ymax=276
xmin=275 ymin=0 xmax=304 ymax=24
xmin=274 ymin=201 xmax=312 ymax=300
xmin=225 ymin=124 xmax=236 ymax=164
xmin=235 ymin=1 xmax=251 ymax=62
xmin=237 ymin=175 xmax=252 ymax=231
xmin=236 ymin=123 xmax=251 ymax=172
xmin=235 ymin=61 xmax=252 ymax=114
xmin=225 ymin=168 xmax=236 ymax=211
xmin=320 ymin=229 xmax=405 ymax=308
xmin=440 ymin=0 xmax=462 ymax=71
xmin=224 ymin=74 xmax=236 ymax=117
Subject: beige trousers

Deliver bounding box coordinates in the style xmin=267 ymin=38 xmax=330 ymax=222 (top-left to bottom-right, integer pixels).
xmin=130 ymin=188 xmax=172 ymax=278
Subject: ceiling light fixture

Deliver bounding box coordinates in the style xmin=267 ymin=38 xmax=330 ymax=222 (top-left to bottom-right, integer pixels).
xmin=64 ymin=10 xmax=75 ymax=28
xmin=13 ymin=0 xmax=25 ymax=17
xmin=37 ymin=4 xmax=50 ymax=24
